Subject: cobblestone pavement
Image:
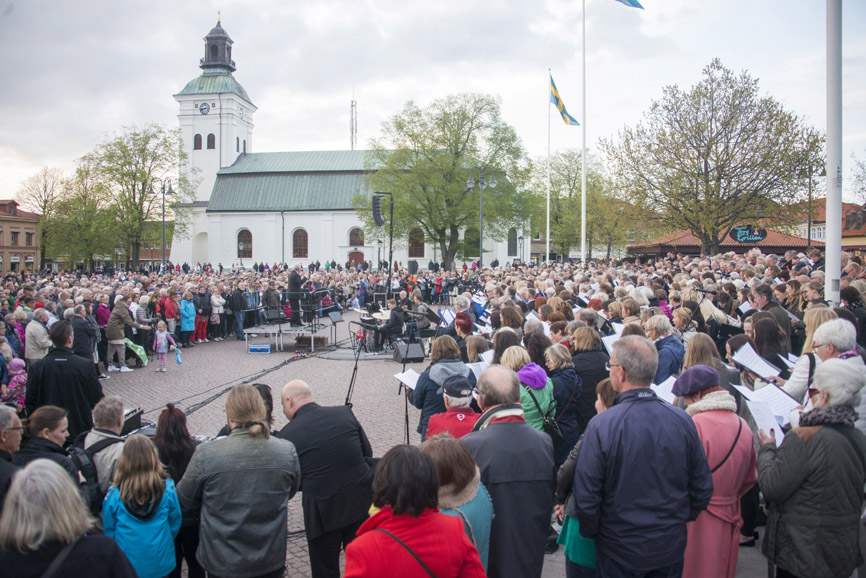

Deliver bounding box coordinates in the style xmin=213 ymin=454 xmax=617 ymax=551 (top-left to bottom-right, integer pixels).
xmin=104 ymin=311 xmax=767 ymax=578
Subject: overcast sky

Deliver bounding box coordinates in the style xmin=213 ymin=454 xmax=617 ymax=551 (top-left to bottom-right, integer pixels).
xmin=1 ymin=0 xmax=864 ymax=201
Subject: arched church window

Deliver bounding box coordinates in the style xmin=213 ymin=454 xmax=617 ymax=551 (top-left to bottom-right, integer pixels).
xmin=236 ymin=137 xmax=239 ymax=152
xmin=207 ymin=134 xmax=216 ymax=150
xmin=243 ymin=140 xmax=247 ymax=153
xmin=507 ymin=228 xmax=517 ymax=256
xmin=210 ymin=44 xmax=218 ymax=61
xmin=293 ymin=229 xmax=309 ymax=259
xmin=408 ymin=228 xmax=425 ymax=258
xmin=193 ymin=134 xmax=202 ymax=150
xmin=237 ymin=230 xmax=252 ymax=258
xmin=349 ymin=228 xmax=364 ymax=246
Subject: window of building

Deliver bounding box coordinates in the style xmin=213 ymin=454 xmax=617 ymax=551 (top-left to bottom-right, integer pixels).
xmin=845 ymin=212 xmax=855 ymax=230
xmin=533 ymin=231 xmax=541 ymax=241
xmin=10 ymin=232 xmax=18 ymax=246
xmin=210 ymin=44 xmax=218 ymax=60
xmin=237 ymin=229 xmax=252 ymax=258
xmin=858 ymin=211 xmax=864 ymax=229
xmin=193 ymin=134 xmax=202 ymax=150
xmin=349 ymin=228 xmax=364 ymax=246
xmin=243 ymin=140 xmax=246 ymax=153
xmin=236 ymin=137 xmax=239 ymax=152
xmin=507 ymin=228 xmax=517 ymax=256
xmin=207 ymin=134 xmax=216 ymax=150
xmin=408 ymin=228 xmax=425 ymax=258
xmin=25 ymin=232 xmax=33 ymax=246
xmin=293 ymin=229 xmax=308 ymax=259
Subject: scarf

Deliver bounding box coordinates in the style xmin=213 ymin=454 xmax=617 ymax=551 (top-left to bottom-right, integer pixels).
xmin=685 ymin=390 xmax=737 ymax=417
xmin=845 ymin=300 xmax=865 ymax=311
xmin=799 ymin=404 xmax=858 ymax=428
xmin=472 ymin=403 xmax=524 ymax=431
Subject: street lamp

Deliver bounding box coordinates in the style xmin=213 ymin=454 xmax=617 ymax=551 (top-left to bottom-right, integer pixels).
xmin=518 ymin=235 xmax=524 ymax=264
xmin=148 ymin=178 xmax=174 ymax=274
xmin=377 ymin=239 xmax=383 ymax=271
xmin=466 ymin=167 xmax=497 ymax=269
xmin=238 ymin=242 xmax=245 ymax=268
xmin=799 ymin=162 xmax=826 ymax=249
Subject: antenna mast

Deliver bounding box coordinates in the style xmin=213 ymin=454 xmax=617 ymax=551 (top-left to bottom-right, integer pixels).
xmin=350 ymin=90 xmax=358 ymax=150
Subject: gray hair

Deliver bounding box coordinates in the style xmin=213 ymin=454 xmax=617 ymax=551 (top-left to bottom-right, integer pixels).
xmin=0 ymin=405 xmax=17 ymax=431
xmin=444 ymin=393 xmax=472 ymax=408
xmin=578 ymin=309 xmax=598 ymax=328
xmin=477 ymin=365 xmax=520 ymax=407
xmin=92 ymin=395 xmax=124 ymax=428
xmin=611 ymin=335 xmax=658 ymax=386
xmin=32 ymin=308 xmax=48 ymax=322
xmin=73 ymin=304 xmax=86 ymax=316
xmin=62 ymin=308 xmax=75 ymax=319
xmin=813 ymin=357 xmax=866 ymax=408
xmin=646 ymin=314 xmax=673 ymax=337
xmin=524 ymin=318 xmax=544 ymax=335
xmin=812 ymin=319 xmax=857 ymax=352
xmin=0 ymin=460 xmax=94 ymax=552
xmin=454 ymin=296 xmax=470 ymax=311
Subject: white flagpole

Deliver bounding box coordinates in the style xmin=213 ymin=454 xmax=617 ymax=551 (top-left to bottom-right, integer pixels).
xmin=580 ymin=0 xmax=587 ymax=264
xmin=547 ymin=68 xmax=551 ymax=266
xmin=825 ymin=0 xmax=842 ymax=305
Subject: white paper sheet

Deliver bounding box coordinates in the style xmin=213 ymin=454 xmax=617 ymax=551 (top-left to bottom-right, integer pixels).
xmin=787 ymin=353 xmax=799 ymax=364
xmin=439 ymin=309 xmax=456 ymax=327
xmin=731 ymin=343 xmax=781 ymax=378
xmin=602 ymin=333 xmax=621 ymax=356
xmin=650 ymin=375 xmax=677 ymax=404
xmin=612 ymin=322 xmax=624 ymax=335
xmin=527 ymin=310 xmax=540 ymax=322
xmin=393 ymin=369 xmax=421 ymax=390
xmin=477 ymin=324 xmax=493 ymax=336
xmin=480 ymin=349 xmax=495 ymax=365
xmin=748 ymin=384 xmax=800 ymax=426
xmin=737 ymin=302 xmax=753 ymax=315
xmin=779 ymin=355 xmax=797 ymax=369
xmin=784 ymin=308 xmax=799 ymax=321
xmin=745 ymin=399 xmax=785 ymax=446
xmin=732 ymin=384 xmax=755 ymax=400
xmin=467 ymin=361 xmax=488 ymax=381
xmin=542 ymin=321 xmax=551 ymax=338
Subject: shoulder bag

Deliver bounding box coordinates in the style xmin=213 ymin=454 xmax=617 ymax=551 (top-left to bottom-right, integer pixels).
xmin=375 ymin=528 xmax=438 ymax=578
xmin=524 ymin=385 xmax=564 ymax=446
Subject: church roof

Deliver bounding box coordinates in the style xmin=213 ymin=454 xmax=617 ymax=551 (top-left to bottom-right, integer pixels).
xmin=175 ymin=70 xmax=251 ymax=103
xmin=207 ymin=151 xmax=379 ymax=212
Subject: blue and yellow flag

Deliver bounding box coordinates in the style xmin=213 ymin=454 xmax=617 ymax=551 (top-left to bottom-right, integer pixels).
xmin=615 ymin=0 xmax=644 ymax=8
xmin=549 ymin=74 xmax=579 ymax=126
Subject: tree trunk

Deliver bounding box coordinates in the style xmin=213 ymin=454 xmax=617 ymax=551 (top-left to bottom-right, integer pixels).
xmin=131 ymin=242 xmax=140 ymax=271
xmin=606 ymin=242 xmax=612 ymax=260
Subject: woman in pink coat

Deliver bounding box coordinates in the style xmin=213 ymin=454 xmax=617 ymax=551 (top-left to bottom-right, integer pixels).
xmin=673 ymin=365 xmax=758 ymax=578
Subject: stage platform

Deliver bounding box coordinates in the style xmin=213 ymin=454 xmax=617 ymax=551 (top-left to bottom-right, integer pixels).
xmin=243 ymin=321 xmax=329 ymax=352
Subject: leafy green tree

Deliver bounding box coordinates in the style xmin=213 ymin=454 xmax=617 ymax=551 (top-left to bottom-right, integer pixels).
xmin=15 ymin=166 xmax=65 ymax=267
xmin=86 ymin=123 xmax=197 ymax=269
xmin=604 ymin=58 xmax=823 ymax=254
xmin=355 ymin=93 xmax=534 ymax=269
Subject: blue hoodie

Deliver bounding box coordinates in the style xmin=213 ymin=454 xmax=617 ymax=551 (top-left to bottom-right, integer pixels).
xmin=517 ymin=363 xmax=556 ymax=431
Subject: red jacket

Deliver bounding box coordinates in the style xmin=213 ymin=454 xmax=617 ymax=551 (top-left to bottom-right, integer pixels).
xmin=163 ymin=298 xmax=179 ymax=320
xmin=425 ymin=408 xmax=479 ymax=440
xmin=344 ymin=507 xmax=485 ymax=578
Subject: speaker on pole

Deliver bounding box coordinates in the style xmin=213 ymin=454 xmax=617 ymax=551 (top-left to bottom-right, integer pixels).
xmin=372 ymin=195 xmax=385 ymax=227
xmin=393 ymin=342 xmax=425 ymax=363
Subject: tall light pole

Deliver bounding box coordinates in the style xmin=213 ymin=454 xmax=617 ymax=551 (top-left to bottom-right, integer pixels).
xmin=148 ymin=178 xmax=174 ymax=274
xmin=518 ymin=235 xmax=524 ymax=264
xmin=377 ymin=239 xmax=383 ymax=271
xmin=238 ymin=242 xmax=245 ymax=268
xmin=800 ymin=162 xmax=826 ymax=250
xmin=466 ymin=167 xmax=498 ymax=268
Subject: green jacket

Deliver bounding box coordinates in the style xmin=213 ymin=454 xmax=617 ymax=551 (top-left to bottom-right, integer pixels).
xmin=758 ymin=424 xmax=866 ymax=578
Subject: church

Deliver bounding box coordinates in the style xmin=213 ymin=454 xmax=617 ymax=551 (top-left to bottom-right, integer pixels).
xmin=169 ymin=21 xmax=525 ymax=269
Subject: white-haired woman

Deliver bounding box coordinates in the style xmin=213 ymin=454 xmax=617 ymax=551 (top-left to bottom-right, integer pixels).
xmin=757 ymin=358 xmax=866 ymax=578
xmin=0 ymin=459 xmax=137 ymax=577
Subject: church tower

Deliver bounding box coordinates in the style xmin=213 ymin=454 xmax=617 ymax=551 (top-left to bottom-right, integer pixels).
xmin=171 ymin=19 xmax=256 ymax=265
xmin=174 ymin=19 xmax=256 ymax=203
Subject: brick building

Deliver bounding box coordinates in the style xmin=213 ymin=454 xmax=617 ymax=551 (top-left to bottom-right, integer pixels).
xmin=0 ymin=200 xmax=40 ymax=274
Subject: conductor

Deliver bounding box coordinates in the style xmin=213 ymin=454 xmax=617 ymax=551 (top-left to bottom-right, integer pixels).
xmin=288 ymin=264 xmax=307 ymax=326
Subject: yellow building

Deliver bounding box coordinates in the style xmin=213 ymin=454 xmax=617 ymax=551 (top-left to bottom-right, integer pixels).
xmin=0 ymin=200 xmax=41 ymax=274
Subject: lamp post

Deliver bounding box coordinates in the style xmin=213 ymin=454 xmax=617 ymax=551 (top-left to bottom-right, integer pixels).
xmin=238 ymin=242 xmax=245 ymax=268
xmin=377 ymin=239 xmax=383 ymax=271
xmin=466 ymin=167 xmax=498 ymax=269
xmin=518 ymin=235 xmax=524 ymax=264
xmin=148 ymin=178 xmax=174 ymax=274
xmin=799 ymin=162 xmax=826 ymax=249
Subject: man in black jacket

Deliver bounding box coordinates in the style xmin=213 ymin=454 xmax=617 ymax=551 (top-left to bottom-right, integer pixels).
xmin=288 ymin=264 xmax=306 ymax=326
xmin=70 ymin=304 xmax=97 ymax=361
xmin=277 ymin=380 xmax=373 ymax=578
xmin=24 ymin=320 xmax=104 ymax=442
xmin=231 ymin=282 xmax=247 ymax=340
xmin=374 ymin=298 xmax=403 ymax=351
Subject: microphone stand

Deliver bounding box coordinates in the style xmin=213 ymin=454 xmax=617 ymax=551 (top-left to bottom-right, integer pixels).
xmin=344 ymin=321 xmax=365 ymax=409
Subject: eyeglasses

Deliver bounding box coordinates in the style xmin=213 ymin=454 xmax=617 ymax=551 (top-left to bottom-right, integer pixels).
xmin=605 ymin=363 xmax=621 ymax=372
xmin=813 ymin=343 xmax=828 ymax=350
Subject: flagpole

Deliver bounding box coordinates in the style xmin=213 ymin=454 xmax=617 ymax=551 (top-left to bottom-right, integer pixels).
xmin=547 ymin=68 xmax=551 ymax=266
xmin=580 ymin=0 xmax=587 ymax=264
xmin=825 ymin=0 xmax=842 ymax=305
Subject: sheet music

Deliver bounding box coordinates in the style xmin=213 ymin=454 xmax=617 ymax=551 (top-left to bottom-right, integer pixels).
xmin=578 ymin=292 xmax=590 ymax=302
xmin=737 ymin=302 xmax=753 ymax=315
xmin=467 ymin=361 xmax=488 ymax=381
xmin=748 ymin=384 xmax=800 ymax=426
xmin=732 ymin=384 xmax=754 ymax=400
xmin=731 ymin=343 xmax=781 ymax=378
xmin=612 ymin=322 xmax=624 ymax=335
xmin=650 ymin=375 xmax=677 ymax=404
xmin=774 ymin=277 xmax=784 ymax=285
xmin=602 ymin=333 xmax=620 ymax=356
xmin=439 ymin=309 xmax=456 ymax=327
xmin=527 ymin=310 xmax=540 ymax=322
xmin=784 ymin=308 xmax=799 ymax=321
xmin=542 ymin=321 xmax=551 ymax=338
xmin=393 ymin=369 xmax=421 ymax=390
xmin=591 ymin=283 xmax=600 ymax=291
xmin=477 ymin=324 xmax=493 ymax=336
xmin=745 ymin=399 xmax=785 ymax=446
xmin=779 ymin=355 xmax=796 ymax=369
xmin=480 ymin=349 xmax=495 ymax=365
xmin=787 ymin=352 xmax=798 ymax=364
xmin=572 ymin=307 xmax=582 ymax=317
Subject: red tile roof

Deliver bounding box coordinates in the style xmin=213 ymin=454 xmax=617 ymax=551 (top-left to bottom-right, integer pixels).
xmin=631 ymin=227 xmax=823 ymax=250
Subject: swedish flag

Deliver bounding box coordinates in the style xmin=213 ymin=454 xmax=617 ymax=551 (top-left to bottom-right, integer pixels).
xmin=550 ymin=75 xmax=579 ymax=126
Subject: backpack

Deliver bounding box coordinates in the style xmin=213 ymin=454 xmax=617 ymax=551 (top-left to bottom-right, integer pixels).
xmin=69 ymin=431 xmax=124 ymax=515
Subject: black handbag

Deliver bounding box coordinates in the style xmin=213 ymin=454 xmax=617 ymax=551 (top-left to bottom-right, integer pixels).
xmin=524 ymin=385 xmax=564 ymax=446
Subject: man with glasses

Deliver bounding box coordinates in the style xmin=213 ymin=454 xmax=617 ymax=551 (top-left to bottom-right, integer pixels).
xmin=0 ymin=405 xmax=22 ymax=509
xmin=575 ymin=335 xmax=713 ymax=577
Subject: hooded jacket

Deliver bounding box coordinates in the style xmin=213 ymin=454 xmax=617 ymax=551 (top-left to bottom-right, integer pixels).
xmin=654 ymin=334 xmax=685 ymax=384
xmin=413 ymin=359 xmax=476 ymax=440
xmin=103 ymin=479 xmax=182 ymax=578
xmin=517 ymin=363 xmax=556 ymax=432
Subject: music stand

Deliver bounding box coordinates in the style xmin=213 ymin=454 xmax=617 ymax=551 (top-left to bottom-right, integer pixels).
xmin=328 ymin=311 xmax=344 ymax=345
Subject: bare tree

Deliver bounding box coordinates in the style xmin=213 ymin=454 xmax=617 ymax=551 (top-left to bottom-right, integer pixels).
xmin=16 ymin=166 xmax=66 ymax=266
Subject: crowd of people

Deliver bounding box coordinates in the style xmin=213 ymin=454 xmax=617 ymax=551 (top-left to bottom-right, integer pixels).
xmin=0 ymin=246 xmax=865 ymax=577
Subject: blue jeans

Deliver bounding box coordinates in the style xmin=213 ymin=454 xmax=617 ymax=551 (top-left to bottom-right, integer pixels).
xmin=235 ymin=312 xmax=245 ymax=339
xmin=595 ymin=550 xmax=683 ymax=578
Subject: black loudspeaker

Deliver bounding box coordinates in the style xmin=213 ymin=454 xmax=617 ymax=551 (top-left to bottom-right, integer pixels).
xmin=393 ymin=343 xmax=425 ymax=363
xmin=408 ymin=260 xmax=418 ymax=275
xmin=372 ymin=195 xmax=385 ymax=226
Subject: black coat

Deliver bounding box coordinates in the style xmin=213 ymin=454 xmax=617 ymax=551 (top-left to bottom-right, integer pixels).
xmin=462 ymin=419 xmax=555 ymax=578
xmin=549 ymin=366 xmax=582 ymax=467
xmin=277 ymin=403 xmax=373 ymax=540
xmin=193 ymin=292 xmax=212 ymax=316
xmin=380 ymin=308 xmax=404 ymax=335
xmin=0 ymin=535 xmax=137 ymax=578
xmin=13 ymin=436 xmax=79 ymax=481
xmin=571 ymin=347 xmax=610 ymax=435
xmin=288 ymin=270 xmax=305 ymax=297
xmin=70 ymin=315 xmax=96 ymax=360
xmin=24 ymin=347 xmax=104 ymax=441
xmin=0 ymin=449 xmax=18 ymax=509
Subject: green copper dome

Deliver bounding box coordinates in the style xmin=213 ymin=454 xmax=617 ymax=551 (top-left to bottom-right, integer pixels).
xmin=175 ymin=70 xmax=252 ymax=104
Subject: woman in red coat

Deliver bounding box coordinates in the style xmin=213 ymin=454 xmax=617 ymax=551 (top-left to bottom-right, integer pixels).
xmin=344 ymin=445 xmax=485 ymax=578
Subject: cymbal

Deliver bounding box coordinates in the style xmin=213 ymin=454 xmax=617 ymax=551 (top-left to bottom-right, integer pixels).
xmin=372 ymin=311 xmax=390 ymax=321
